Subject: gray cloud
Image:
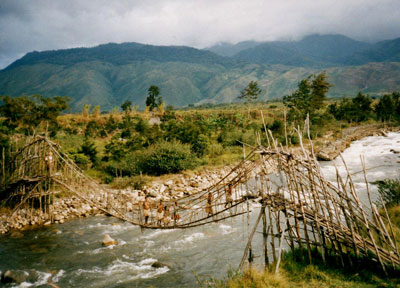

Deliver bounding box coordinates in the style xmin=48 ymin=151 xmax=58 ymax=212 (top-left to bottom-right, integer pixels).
xmin=1 ymin=0 xmax=400 ymax=68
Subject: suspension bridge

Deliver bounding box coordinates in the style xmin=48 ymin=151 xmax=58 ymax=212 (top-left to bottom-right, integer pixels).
xmin=1 ymin=134 xmax=399 ymax=273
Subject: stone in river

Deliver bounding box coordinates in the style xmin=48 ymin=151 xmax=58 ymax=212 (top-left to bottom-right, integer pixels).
xmin=1 ymin=270 xmax=27 ymax=284
xmin=9 ymin=231 xmax=24 ymax=239
xmin=151 ymin=261 xmax=170 ymax=269
xmin=102 ymin=234 xmax=118 ymax=246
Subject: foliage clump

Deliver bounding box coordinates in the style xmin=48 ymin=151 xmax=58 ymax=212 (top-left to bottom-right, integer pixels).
xmin=135 ymin=141 xmax=197 ymax=176
xmin=0 ymin=95 xmax=69 ymax=133
xmin=283 ymin=72 xmax=331 ymax=123
xmin=377 ymin=178 xmax=400 ymax=207
xmin=328 ymin=92 xmax=373 ymax=122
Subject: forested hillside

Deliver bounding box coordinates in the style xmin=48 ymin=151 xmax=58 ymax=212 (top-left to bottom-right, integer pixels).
xmin=1 ymin=35 xmax=400 ymax=112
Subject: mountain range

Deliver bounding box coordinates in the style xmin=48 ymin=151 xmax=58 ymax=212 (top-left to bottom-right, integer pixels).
xmin=1 ymin=34 xmax=400 ymax=112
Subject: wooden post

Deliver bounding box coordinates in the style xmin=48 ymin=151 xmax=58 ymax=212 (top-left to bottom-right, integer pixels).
xmin=262 ymin=205 xmax=269 ymax=269
xmin=239 ymin=208 xmax=263 ymax=271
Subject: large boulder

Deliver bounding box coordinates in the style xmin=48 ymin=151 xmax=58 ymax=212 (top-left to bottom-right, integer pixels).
xmin=102 ymin=234 xmax=117 ymax=246
xmin=151 ymin=261 xmax=170 ymax=269
xmin=1 ymin=270 xmax=27 ymax=284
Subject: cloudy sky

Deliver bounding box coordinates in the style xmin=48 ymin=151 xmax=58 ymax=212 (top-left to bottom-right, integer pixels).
xmin=1 ymin=0 xmax=400 ymax=68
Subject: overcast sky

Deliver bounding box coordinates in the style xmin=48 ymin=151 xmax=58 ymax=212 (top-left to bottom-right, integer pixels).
xmin=1 ymin=0 xmax=400 ymax=69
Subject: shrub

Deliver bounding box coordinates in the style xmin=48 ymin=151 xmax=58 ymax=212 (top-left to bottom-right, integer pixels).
xmin=377 ymin=178 xmax=400 ymax=207
xmin=191 ymin=134 xmax=209 ymax=157
xmin=207 ymin=143 xmax=224 ymax=158
xmin=103 ymin=137 xmax=128 ymax=161
xmin=78 ymin=138 xmax=98 ymax=166
xmin=137 ymin=141 xmax=197 ymax=175
xmin=104 ymin=157 xmax=140 ymax=177
xmin=111 ymin=175 xmax=149 ymax=190
xmin=73 ymin=153 xmax=91 ymax=170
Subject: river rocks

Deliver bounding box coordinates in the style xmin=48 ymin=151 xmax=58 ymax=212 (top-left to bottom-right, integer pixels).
xmin=37 ymin=284 xmax=60 ymax=288
xmin=158 ymin=184 xmax=167 ymax=194
xmin=102 ymin=234 xmax=117 ymax=246
xmin=151 ymin=261 xmax=170 ymax=269
xmin=146 ymin=190 xmax=158 ymax=198
xmin=165 ymin=180 xmax=174 ymax=186
xmin=9 ymin=231 xmax=24 ymax=239
xmin=1 ymin=270 xmax=27 ymax=284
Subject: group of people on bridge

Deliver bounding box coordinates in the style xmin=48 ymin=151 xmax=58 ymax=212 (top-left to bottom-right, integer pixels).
xmin=140 ymin=182 xmax=235 ymax=226
xmin=142 ymin=197 xmax=180 ymax=227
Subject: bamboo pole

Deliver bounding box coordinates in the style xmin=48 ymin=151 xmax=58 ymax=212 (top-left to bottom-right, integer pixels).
xmin=239 ymin=208 xmax=263 ymax=271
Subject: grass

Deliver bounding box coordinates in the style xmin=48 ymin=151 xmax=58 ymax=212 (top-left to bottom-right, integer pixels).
xmin=200 ymin=248 xmax=400 ymax=288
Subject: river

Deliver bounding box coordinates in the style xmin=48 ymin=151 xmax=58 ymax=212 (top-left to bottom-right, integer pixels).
xmin=1 ymin=132 xmax=399 ymax=287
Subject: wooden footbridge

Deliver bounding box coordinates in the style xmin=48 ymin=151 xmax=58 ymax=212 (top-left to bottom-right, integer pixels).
xmin=1 ymin=134 xmax=399 ymax=273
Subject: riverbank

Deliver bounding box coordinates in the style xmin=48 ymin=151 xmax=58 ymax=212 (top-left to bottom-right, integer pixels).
xmin=316 ymin=124 xmax=400 ymax=160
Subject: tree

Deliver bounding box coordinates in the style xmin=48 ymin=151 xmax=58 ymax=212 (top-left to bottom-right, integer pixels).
xmin=283 ymin=72 xmax=332 ymax=122
xmin=351 ymin=92 xmax=372 ymax=122
xmin=82 ymin=104 xmax=91 ymax=118
xmin=329 ymin=92 xmax=373 ymax=123
xmin=146 ymin=85 xmax=162 ymax=111
xmin=238 ymin=81 xmax=262 ymax=118
xmin=0 ymin=95 xmax=69 ymax=131
xmin=92 ymin=105 xmax=100 ymax=118
xmin=121 ymin=100 xmax=132 ymax=113
xmin=375 ymin=92 xmax=400 ymax=122
xmin=79 ymin=138 xmax=98 ymax=166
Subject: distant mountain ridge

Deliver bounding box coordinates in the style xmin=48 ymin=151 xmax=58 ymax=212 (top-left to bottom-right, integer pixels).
xmin=207 ymin=34 xmax=400 ymax=67
xmin=7 ymin=42 xmax=237 ymax=70
xmin=206 ymin=41 xmax=261 ymax=57
xmin=1 ymin=34 xmax=400 ymax=112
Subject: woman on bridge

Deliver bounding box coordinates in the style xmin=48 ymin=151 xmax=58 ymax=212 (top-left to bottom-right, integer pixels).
xmin=225 ymin=183 xmax=233 ymax=208
xmin=163 ymin=205 xmax=171 ymax=227
xmin=205 ymin=192 xmax=213 ymax=217
xmin=157 ymin=200 xmax=164 ymax=226
xmin=143 ymin=196 xmax=151 ymax=225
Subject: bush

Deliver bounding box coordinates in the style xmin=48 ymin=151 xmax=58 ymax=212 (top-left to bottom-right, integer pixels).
xmin=377 ymin=178 xmax=400 ymax=207
xmin=137 ymin=141 xmax=197 ymax=175
xmin=191 ymin=134 xmax=209 ymax=157
xmin=73 ymin=153 xmax=91 ymax=170
xmin=207 ymin=143 xmax=224 ymax=158
xmin=111 ymin=175 xmax=149 ymax=190
xmin=104 ymin=157 xmax=140 ymax=177
xmin=78 ymin=138 xmax=98 ymax=165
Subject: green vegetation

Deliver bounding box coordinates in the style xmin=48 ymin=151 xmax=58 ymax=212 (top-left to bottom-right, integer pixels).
xmin=146 ymin=85 xmax=162 ymax=111
xmin=201 ymin=249 xmax=399 ymax=287
xmin=378 ymin=178 xmax=400 ymax=207
xmin=377 ymin=177 xmax=400 ymax=238
xmin=0 ymin=94 xmax=69 ymax=134
xmin=1 ymin=73 xmax=399 ymax=187
xmin=329 ymin=91 xmax=400 ymax=123
xmin=239 ymin=81 xmax=262 ymax=118
xmin=283 ymin=72 xmax=331 ymax=123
